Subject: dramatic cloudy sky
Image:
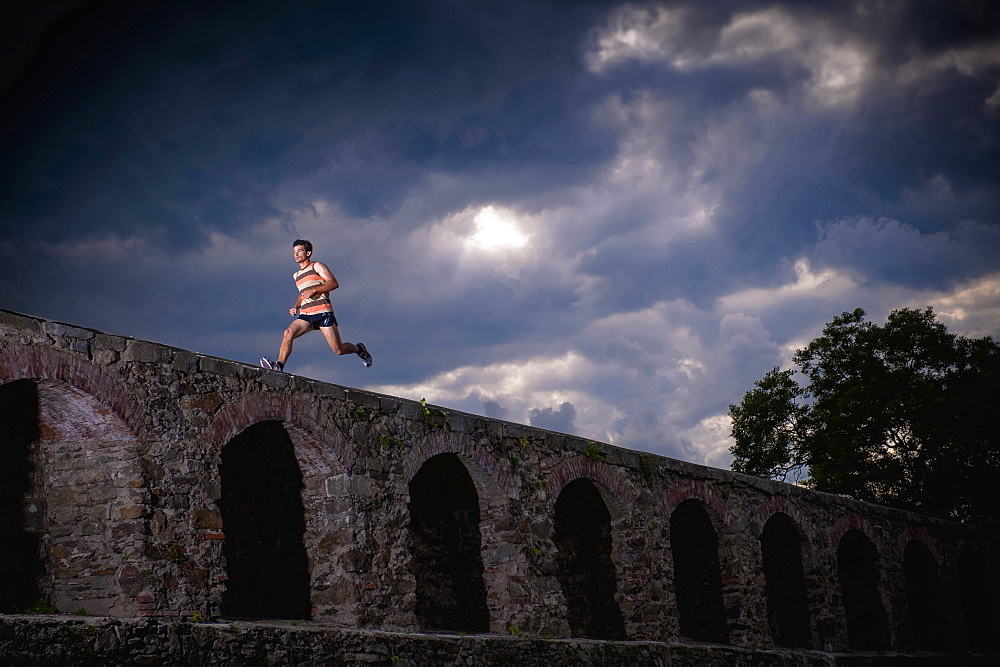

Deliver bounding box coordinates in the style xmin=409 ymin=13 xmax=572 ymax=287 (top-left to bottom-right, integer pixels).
xmin=2 ymin=0 xmax=999 ymax=469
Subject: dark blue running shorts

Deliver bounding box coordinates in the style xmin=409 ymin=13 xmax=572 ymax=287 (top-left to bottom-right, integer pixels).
xmin=297 ymin=312 xmax=338 ymax=329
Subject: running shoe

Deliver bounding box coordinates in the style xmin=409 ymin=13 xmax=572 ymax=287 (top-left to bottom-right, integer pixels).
xmin=357 ymin=342 xmax=373 ymax=367
xmin=260 ymin=357 xmax=284 ymax=371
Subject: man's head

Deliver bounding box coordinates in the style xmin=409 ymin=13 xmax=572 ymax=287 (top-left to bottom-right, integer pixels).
xmin=293 ymin=239 xmax=313 ymax=263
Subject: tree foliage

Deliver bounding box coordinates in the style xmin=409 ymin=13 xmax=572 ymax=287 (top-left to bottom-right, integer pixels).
xmin=729 ymin=307 xmax=1000 ymax=528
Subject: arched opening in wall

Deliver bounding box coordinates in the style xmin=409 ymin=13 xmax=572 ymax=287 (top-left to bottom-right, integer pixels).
xmin=670 ymin=498 xmax=729 ymax=644
xmin=553 ymin=478 xmax=626 ymax=639
xmin=32 ymin=379 xmax=142 ymax=616
xmin=219 ymin=420 xmax=310 ymax=620
xmin=837 ymin=529 xmax=889 ymax=650
xmin=903 ymin=540 xmax=945 ymax=649
xmin=958 ymin=547 xmax=997 ymax=651
xmin=760 ymin=512 xmax=811 ymax=648
xmin=408 ymin=453 xmax=488 ymax=632
xmin=0 ymin=380 xmax=41 ymax=612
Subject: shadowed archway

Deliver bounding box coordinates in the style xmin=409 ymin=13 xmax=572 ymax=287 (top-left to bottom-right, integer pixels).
xmin=0 ymin=380 xmax=41 ymax=612
xmin=760 ymin=512 xmax=811 ymax=648
xmin=903 ymin=540 xmax=945 ymax=649
xmin=553 ymin=478 xmax=626 ymax=639
xmin=670 ymin=498 xmax=729 ymax=644
xmin=408 ymin=453 xmax=488 ymax=632
xmin=837 ymin=529 xmax=889 ymax=650
xmin=219 ymin=420 xmax=310 ymax=620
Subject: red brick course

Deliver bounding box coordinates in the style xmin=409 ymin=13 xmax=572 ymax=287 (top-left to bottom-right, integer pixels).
xmin=546 ymin=456 xmax=637 ymax=515
xmin=201 ymin=390 xmax=354 ymax=466
xmin=0 ymin=345 xmax=147 ymax=439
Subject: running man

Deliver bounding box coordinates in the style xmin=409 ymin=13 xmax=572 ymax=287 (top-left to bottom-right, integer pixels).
xmin=260 ymin=239 xmax=372 ymax=372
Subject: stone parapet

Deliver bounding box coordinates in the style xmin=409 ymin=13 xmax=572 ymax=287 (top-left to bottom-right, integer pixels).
xmin=2 ymin=615 xmax=997 ymax=666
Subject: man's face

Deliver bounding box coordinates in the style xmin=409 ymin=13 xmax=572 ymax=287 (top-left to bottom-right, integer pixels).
xmin=293 ymin=245 xmax=310 ymax=263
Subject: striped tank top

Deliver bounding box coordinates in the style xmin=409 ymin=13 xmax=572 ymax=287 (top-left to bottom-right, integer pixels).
xmin=294 ymin=262 xmax=333 ymax=315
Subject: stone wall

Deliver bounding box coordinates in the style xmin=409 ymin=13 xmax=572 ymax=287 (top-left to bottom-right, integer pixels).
xmin=0 ymin=308 xmax=997 ymax=657
xmin=4 ymin=615 xmax=999 ymax=666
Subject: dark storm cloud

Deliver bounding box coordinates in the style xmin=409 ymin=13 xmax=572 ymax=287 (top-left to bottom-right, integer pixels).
xmin=1 ymin=0 xmax=615 ymax=254
xmin=2 ymin=0 xmax=999 ymax=466
xmin=570 ymin=0 xmax=999 ymax=314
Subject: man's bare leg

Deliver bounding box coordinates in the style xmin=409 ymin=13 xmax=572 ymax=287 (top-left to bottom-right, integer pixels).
xmin=278 ymin=318 xmax=314 ymax=365
xmin=318 ymin=324 xmax=359 ymax=356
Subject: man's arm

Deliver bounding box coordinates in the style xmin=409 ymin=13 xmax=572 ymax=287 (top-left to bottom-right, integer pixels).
xmin=304 ymin=261 xmax=340 ymax=298
xmin=289 ymin=292 xmax=303 ymax=317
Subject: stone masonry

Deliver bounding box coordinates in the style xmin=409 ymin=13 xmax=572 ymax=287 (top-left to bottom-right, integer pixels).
xmin=0 ymin=308 xmax=997 ymax=660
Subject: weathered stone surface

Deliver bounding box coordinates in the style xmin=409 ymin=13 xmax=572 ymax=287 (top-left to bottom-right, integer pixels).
xmin=179 ymin=392 xmax=223 ymax=415
xmin=122 ymin=340 xmax=173 ymax=364
xmin=171 ymin=351 xmax=199 ymax=374
xmin=93 ymin=332 xmax=128 ymax=352
xmin=1 ymin=616 xmax=996 ymax=665
xmin=0 ymin=309 xmax=44 ymax=333
xmin=197 ymin=355 xmax=240 ymax=377
xmin=0 ymin=308 xmax=998 ymax=659
xmin=45 ymin=321 xmax=95 ymax=339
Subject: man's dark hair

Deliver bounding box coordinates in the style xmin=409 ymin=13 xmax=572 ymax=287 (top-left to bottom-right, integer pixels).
xmin=293 ymin=239 xmax=313 ymax=253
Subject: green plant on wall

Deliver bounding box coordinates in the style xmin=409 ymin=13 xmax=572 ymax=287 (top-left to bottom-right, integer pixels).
xmin=21 ymin=598 xmax=58 ymax=614
xmin=420 ymin=398 xmax=449 ymax=430
xmin=166 ymin=544 xmax=187 ymax=565
xmin=351 ymin=405 xmax=367 ymax=421
xmin=582 ymin=441 xmax=606 ymax=463
xmin=379 ymin=434 xmax=404 ymax=448
xmin=639 ymin=455 xmax=655 ymax=485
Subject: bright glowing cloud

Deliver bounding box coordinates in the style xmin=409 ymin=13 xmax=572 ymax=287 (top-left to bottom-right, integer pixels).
xmin=717 ymin=258 xmax=859 ymax=313
xmin=714 ymin=8 xmax=801 ymax=61
xmin=465 ymin=205 xmax=529 ymax=251
xmin=369 ymin=351 xmax=625 ymax=445
xmin=677 ymin=413 xmax=734 ymax=469
xmin=585 ymin=5 xmax=688 ymax=72
xmin=922 ymin=273 xmax=1000 ymax=338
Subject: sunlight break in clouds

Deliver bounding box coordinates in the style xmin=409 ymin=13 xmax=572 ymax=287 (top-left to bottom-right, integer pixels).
xmin=465 ymin=205 xmax=529 ymax=251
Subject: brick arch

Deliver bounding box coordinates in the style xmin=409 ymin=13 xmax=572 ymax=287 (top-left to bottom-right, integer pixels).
xmin=547 ymin=457 xmax=636 ymax=519
xmin=899 ymin=526 xmax=941 ymax=562
xmin=0 ymin=345 xmax=146 ymax=440
xmin=202 ymin=390 xmax=354 ymax=469
xmin=830 ymin=514 xmax=879 ymax=550
xmin=665 ymin=480 xmax=732 ymax=644
xmin=661 ymin=479 xmax=733 ymax=531
xmin=405 ymin=430 xmax=512 ymax=506
xmin=754 ymin=498 xmax=813 ymax=543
